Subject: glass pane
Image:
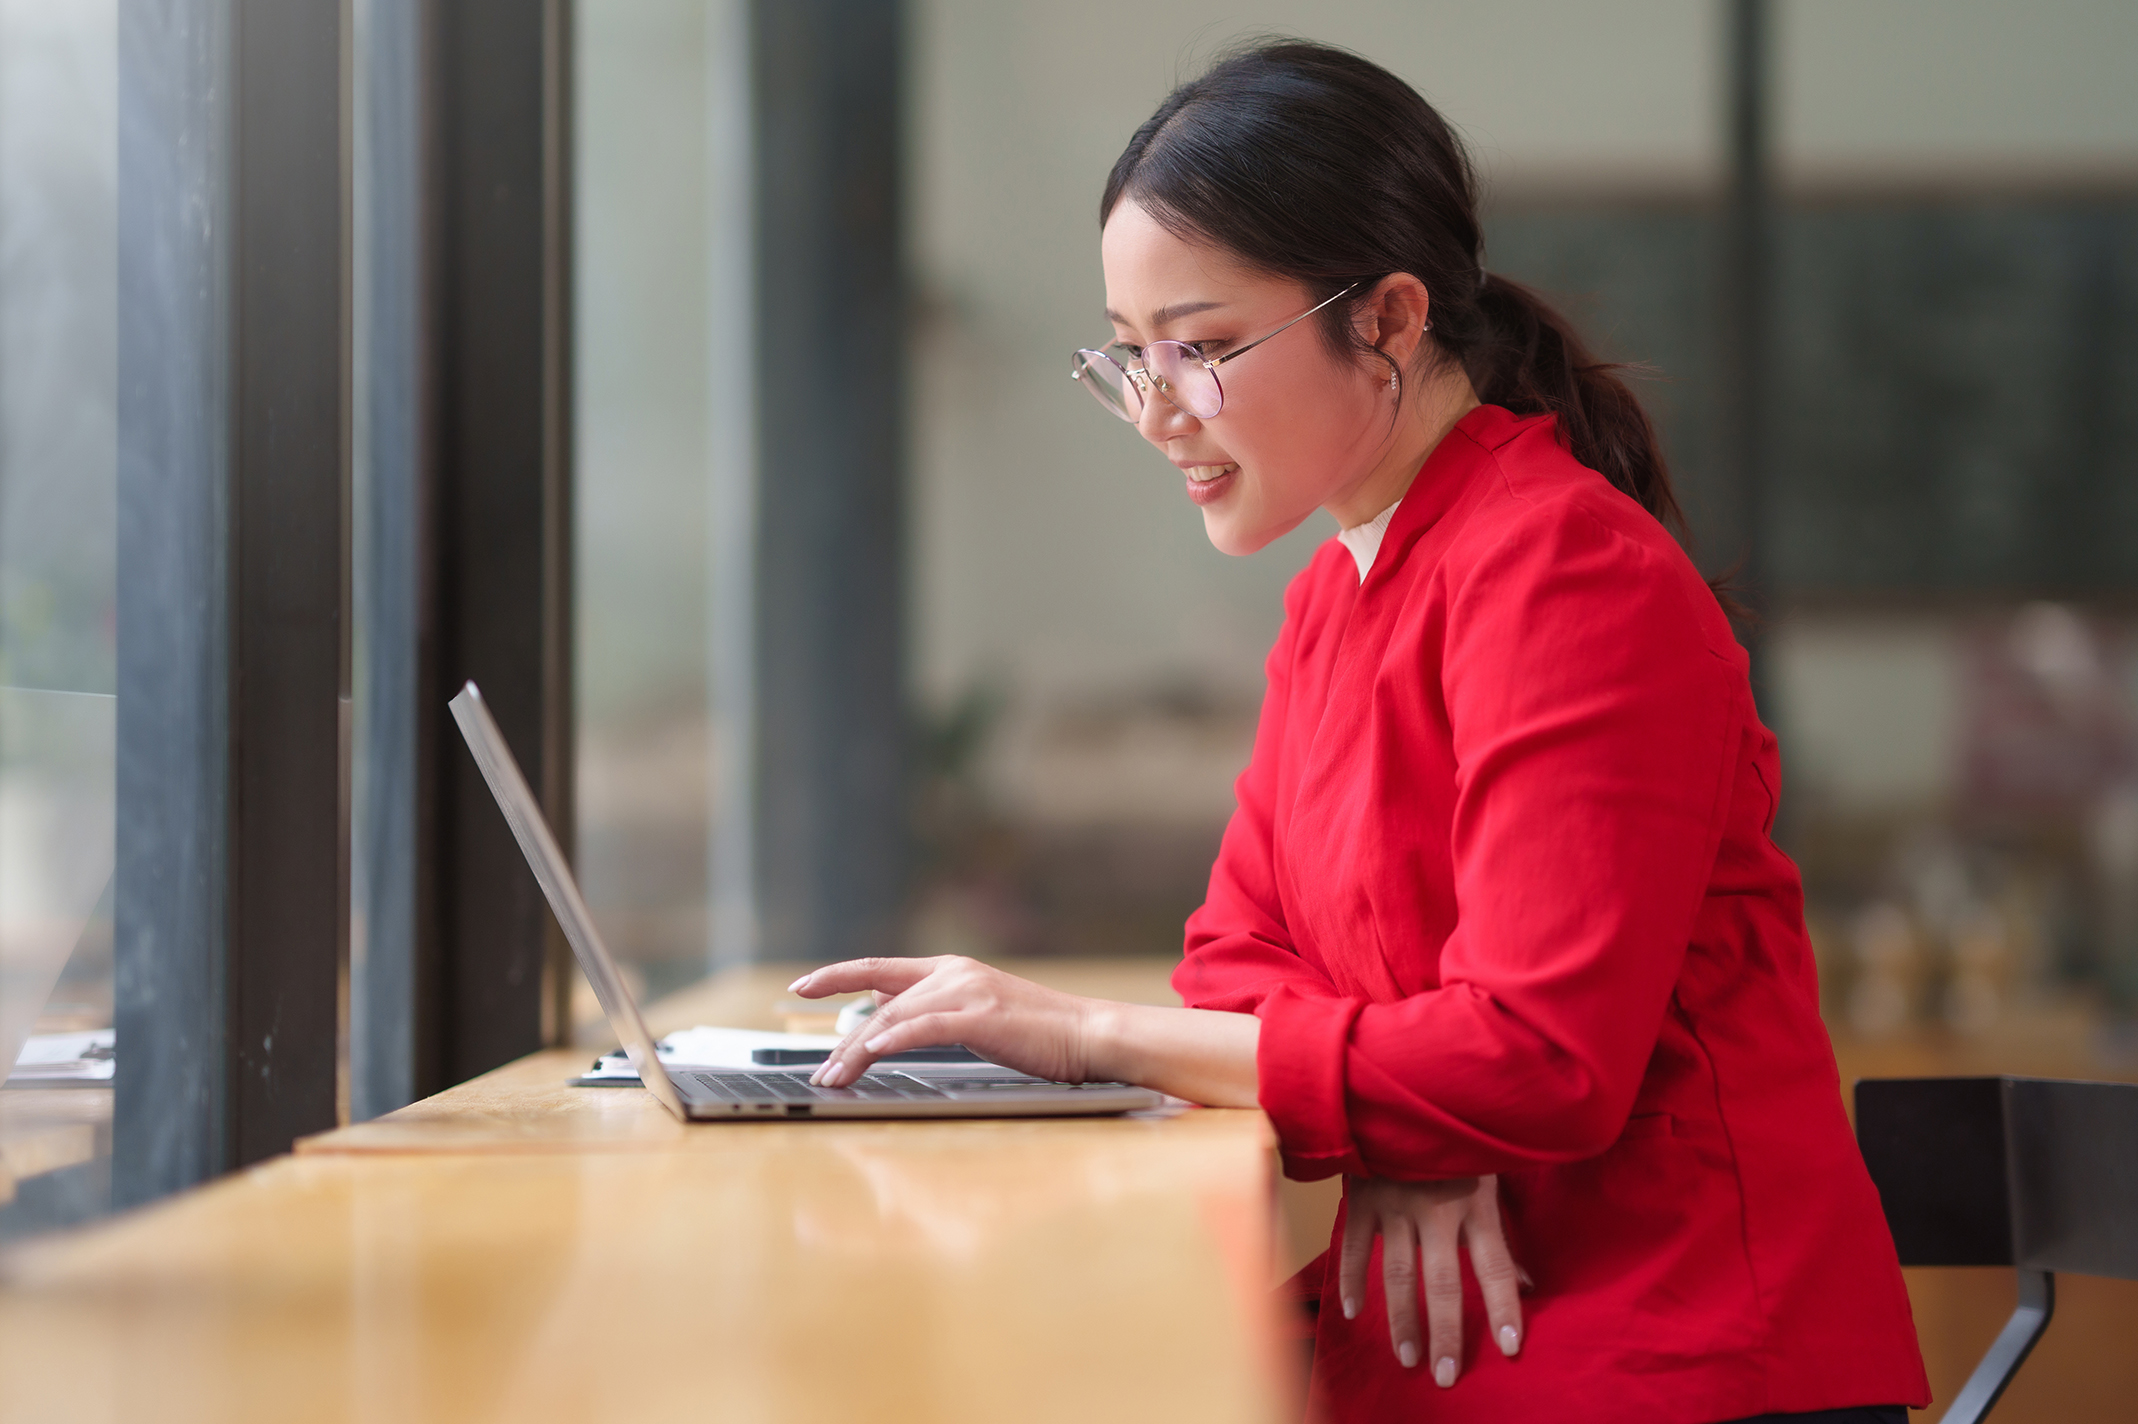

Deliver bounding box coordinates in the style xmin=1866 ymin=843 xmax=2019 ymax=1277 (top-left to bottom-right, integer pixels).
xmin=0 ymin=0 xmax=118 ymax=1239
xmin=573 ymin=0 xmax=754 ymax=1021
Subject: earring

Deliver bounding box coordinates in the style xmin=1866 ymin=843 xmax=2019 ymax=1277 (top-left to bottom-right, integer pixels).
xmin=1388 ymin=370 xmax=1399 ymax=394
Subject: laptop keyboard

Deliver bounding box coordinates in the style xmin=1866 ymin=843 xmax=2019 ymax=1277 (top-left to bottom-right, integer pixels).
xmin=684 ymin=1070 xmax=1127 ymax=1112
xmin=688 ymin=1071 xmax=956 ymax=1103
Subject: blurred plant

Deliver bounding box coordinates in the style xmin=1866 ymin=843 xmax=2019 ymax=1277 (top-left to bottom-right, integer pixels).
xmin=906 ymin=677 xmax=1040 ymax=958
xmin=910 ymin=677 xmax=1008 ymax=875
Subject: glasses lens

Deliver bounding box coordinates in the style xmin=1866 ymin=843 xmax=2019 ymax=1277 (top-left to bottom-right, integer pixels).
xmin=1144 ymin=341 xmax=1222 ymax=419
xmin=1071 ymin=349 xmax=1139 ymax=422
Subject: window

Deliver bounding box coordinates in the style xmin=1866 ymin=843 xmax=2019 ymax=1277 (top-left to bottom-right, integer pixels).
xmin=0 ymin=0 xmax=117 ymax=1239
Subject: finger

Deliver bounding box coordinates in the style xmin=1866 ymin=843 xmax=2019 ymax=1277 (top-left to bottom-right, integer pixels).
xmin=1379 ymin=1213 xmax=1421 ymax=1371
xmin=816 ymin=998 xmax=970 ymax=1086
xmin=1336 ymin=1186 xmax=1374 ymax=1322
xmin=1462 ymin=1177 xmax=1524 ymax=1358
xmin=1422 ymin=1203 xmax=1465 ymax=1388
xmin=809 ymin=958 xmax=993 ymax=1084
xmin=820 ymin=1010 xmax=967 ymax=1086
xmin=788 ymin=956 xmax=940 ymax=1000
xmin=808 ymin=970 xmax=962 ymax=1085
xmin=811 ymin=988 xmax=923 ymax=1085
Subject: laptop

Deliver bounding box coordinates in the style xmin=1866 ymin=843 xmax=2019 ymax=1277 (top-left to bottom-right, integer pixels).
xmin=449 ymin=681 xmax=1164 ymax=1121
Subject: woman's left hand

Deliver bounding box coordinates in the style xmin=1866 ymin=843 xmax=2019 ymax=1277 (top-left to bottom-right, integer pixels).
xmin=790 ymin=956 xmax=1096 ymax=1087
xmin=1338 ymin=1173 xmax=1527 ymax=1388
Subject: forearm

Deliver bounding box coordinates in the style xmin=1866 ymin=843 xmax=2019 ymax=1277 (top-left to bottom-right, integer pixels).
xmin=1082 ymin=1001 xmax=1261 ymax=1108
xmin=1258 ymin=978 xmax=1670 ymax=1181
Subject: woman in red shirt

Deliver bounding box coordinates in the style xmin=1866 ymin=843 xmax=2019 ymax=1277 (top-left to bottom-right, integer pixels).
xmin=792 ymin=41 xmax=1928 ymax=1424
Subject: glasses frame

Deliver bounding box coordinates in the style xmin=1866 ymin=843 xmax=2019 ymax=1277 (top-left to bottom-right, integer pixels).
xmin=1071 ymin=280 xmax=1363 ymax=422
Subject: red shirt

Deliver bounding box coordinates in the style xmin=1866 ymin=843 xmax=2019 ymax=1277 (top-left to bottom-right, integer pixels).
xmin=1176 ymin=406 xmax=1928 ymax=1422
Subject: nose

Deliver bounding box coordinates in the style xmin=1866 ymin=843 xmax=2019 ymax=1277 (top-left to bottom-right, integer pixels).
xmin=1133 ymin=381 xmax=1197 ymax=445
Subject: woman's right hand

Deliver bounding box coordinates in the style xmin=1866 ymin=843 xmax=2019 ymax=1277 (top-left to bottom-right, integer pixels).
xmin=788 ymin=955 xmax=1263 ymax=1107
xmin=1337 ymin=1173 xmax=1526 ymax=1387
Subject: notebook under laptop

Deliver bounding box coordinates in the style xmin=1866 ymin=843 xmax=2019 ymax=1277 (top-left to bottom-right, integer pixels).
xmin=448 ymin=681 xmax=1163 ymax=1121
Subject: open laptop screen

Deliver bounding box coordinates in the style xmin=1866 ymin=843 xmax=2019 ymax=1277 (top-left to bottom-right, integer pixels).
xmin=448 ymin=681 xmax=687 ymax=1120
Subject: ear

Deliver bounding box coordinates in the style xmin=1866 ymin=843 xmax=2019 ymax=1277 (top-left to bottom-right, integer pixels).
xmin=1354 ymin=274 xmax=1432 ymax=371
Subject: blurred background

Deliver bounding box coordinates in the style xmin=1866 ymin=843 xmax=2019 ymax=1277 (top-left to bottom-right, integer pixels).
xmin=4 ymin=0 xmax=2135 ymax=1415
xmin=581 ymin=0 xmax=2138 ymax=1061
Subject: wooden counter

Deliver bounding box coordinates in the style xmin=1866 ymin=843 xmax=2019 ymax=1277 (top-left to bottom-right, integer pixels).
xmin=0 ymin=960 xmax=1290 ymax=1424
xmin=9 ymin=955 xmax=2138 ymax=1420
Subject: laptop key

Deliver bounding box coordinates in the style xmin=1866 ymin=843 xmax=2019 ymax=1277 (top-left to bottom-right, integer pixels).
xmin=746 ymin=1074 xmax=816 ymax=1100
xmin=690 ymin=1074 xmax=743 ymax=1101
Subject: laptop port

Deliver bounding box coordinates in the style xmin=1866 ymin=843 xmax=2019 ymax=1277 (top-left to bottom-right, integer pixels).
xmin=786 ymin=1104 xmax=811 ymax=1117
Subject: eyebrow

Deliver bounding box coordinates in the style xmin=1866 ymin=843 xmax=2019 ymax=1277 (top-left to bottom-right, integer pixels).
xmin=1103 ymin=299 xmax=1229 ymax=332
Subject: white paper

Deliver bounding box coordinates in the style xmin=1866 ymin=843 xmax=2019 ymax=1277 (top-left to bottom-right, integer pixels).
xmin=578 ymin=1025 xmax=844 ymax=1079
xmin=7 ymin=1026 xmax=114 ymax=1083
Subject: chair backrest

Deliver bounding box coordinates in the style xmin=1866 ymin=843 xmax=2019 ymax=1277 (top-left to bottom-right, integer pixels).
xmin=1856 ymin=1076 xmax=2138 ymax=1280
xmin=1855 ymin=1076 xmax=2138 ymax=1424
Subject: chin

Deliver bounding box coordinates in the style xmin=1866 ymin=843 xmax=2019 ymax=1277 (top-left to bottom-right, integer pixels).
xmin=1199 ymin=505 xmax=1290 ymax=558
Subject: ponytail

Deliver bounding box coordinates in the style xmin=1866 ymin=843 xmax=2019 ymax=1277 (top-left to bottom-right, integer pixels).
xmin=1469 ymin=273 xmax=1685 ymax=535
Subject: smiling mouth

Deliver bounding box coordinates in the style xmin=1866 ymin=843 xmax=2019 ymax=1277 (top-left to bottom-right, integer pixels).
xmin=1181 ymin=462 xmax=1238 ymax=508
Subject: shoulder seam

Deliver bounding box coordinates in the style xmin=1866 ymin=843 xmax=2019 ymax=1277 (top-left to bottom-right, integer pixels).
xmin=1449 ymin=471 xmax=1736 ymax=661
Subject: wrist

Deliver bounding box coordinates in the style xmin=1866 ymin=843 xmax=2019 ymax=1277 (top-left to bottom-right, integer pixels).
xmin=1077 ymin=999 xmax=1138 ymax=1085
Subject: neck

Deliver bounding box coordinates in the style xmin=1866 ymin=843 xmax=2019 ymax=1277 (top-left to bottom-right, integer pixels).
xmin=1324 ymin=364 xmax=1481 ymax=529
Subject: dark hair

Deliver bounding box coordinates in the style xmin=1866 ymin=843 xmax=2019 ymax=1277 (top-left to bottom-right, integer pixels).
xmin=1101 ymin=40 xmax=1696 ymax=548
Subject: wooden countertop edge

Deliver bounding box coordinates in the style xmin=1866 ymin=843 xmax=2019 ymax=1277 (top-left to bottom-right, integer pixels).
xmin=296 ymin=1046 xmax=1279 ymax=1158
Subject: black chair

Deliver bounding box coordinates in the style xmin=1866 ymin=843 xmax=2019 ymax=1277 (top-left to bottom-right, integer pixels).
xmin=1855 ymin=1076 xmax=2138 ymax=1424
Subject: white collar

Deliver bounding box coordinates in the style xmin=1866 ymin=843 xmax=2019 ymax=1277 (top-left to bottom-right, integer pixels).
xmin=1336 ymin=500 xmax=1402 ymax=584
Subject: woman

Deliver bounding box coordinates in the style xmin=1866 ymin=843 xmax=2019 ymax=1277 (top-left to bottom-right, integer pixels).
xmin=791 ymin=41 xmax=1927 ymax=1424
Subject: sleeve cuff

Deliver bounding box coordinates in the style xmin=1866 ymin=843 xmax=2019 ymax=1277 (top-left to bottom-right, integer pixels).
xmin=1255 ymin=985 xmax=1367 ymax=1180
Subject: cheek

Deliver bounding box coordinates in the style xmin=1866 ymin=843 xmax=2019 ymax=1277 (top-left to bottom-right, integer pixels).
xmin=1217 ymin=360 xmax=1373 ymax=493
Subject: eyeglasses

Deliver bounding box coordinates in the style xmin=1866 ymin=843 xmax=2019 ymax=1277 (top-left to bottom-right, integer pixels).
xmin=1070 ymin=281 xmax=1360 ymax=423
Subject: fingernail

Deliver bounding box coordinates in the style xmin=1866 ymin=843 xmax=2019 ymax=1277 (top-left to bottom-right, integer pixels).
xmin=863 ymin=1034 xmax=889 ymax=1052
xmin=1341 ymin=1296 xmax=1357 ymax=1320
xmin=1434 ymin=1357 xmax=1456 ymax=1389
xmin=787 ymin=975 xmax=808 ymax=992
xmin=1397 ymin=1342 xmax=1417 ymax=1369
xmin=1498 ymin=1324 xmax=1519 ymax=1356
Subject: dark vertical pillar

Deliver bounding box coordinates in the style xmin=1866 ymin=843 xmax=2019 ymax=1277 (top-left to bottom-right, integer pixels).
xmin=1719 ymin=0 xmax=1775 ymax=708
xmin=226 ymin=0 xmax=352 ymax=1165
xmin=114 ymin=0 xmax=234 ymax=1206
xmin=419 ymin=0 xmax=575 ymax=1089
xmin=115 ymin=0 xmax=350 ymax=1202
xmin=748 ymin=0 xmax=910 ymax=965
